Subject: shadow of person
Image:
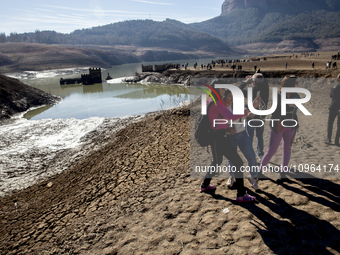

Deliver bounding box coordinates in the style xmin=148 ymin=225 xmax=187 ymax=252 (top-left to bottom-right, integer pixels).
xmin=287 ymin=172 xmax=340 ymax=204
xmin=267 ymin=170 xmax=340 ymax=212
xmin=278 ymin=176 xmax=340 ymax=213
xmin=243 ymin=190 xmax=340 ymax=254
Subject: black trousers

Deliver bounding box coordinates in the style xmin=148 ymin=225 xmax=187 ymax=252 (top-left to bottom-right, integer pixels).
xmin=202 ymin=129 xmax=246 ymax=197
xmin=327 ymin=108 xmax=340 ymax=143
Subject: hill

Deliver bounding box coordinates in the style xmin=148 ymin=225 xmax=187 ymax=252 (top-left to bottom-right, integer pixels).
xmin=0 ymin=20 xmax=238 ymax=72
xmin=0 ymin=43 xmax=216 ymax=73
xmin=190 ymin=0 xmax=340 ymax=46
xmin=69 ymin=19 xmax=233 ymax=53
xmin=3 ymin=19 xmax=234 ymax=55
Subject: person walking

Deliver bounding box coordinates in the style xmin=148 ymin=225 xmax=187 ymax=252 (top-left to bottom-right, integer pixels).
xmin=200 ymin=80 xmax=260 ymax=202
xmin=324 ymin=74 xmax=340 ymax=145
xmin=259 ymin=75 xmax=300 ymax=182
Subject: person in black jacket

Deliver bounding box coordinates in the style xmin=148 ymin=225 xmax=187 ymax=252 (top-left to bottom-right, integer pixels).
xmin=239 ymin=73 xmax=269 ymax=162
xmin=324 ymin=74 xmax=340 ymax=145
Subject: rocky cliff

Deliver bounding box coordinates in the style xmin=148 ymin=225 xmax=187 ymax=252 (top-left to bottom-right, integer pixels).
xmin=222 ymin=0 xmax=268 ymax=14
xmin=221 ymin=0 xmax=340 ymax=15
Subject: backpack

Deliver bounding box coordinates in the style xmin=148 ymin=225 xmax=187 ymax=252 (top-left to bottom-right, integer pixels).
xmin=194 ymin=101 xmax=215 ymax=147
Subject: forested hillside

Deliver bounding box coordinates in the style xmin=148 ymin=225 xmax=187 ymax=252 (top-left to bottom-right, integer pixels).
xmin=0 ymin=19 xmax=233 ymax=54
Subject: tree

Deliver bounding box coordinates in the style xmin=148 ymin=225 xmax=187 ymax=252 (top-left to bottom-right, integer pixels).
xmin=0 ymin=33 xmax=6 ymax=43
xmin=8 ymin=32 xmax=20 ymax=42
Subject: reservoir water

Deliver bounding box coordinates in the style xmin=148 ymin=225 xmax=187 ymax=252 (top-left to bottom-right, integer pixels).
xmin=8 ymin=57 xmax=245 ymax=120
xmin=0 ymin=57 xmax=244 ymax=196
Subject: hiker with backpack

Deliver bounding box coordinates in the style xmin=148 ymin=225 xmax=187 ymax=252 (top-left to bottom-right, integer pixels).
xmin=200 ymin=80 xmax=261 ymax=203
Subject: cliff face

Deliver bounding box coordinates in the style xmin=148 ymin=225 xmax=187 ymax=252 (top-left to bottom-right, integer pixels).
xmin=191 ymin=0 xmax=340 ymax=45
xmin=221 ymin=0 xmax=340 ymax=15
xmin=221 ymin=0 xmax=268 ymax=14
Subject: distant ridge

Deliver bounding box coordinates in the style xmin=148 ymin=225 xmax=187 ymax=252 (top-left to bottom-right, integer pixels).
xmin=70 ymin=19 xmax=232 ymax=53
xmin=1 ymin=19 xmax=235 ymax=55
xmin=3 ymin=1 xmax=340 ymax=57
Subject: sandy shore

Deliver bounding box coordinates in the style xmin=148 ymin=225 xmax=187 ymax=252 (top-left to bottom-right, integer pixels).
xmin=1 ymin=54 xmax=340 ymax=254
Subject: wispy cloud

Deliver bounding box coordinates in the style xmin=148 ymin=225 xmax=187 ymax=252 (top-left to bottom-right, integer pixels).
xmin=39 ymin=4 xmax=182 ymax=17
xmin=71 ymin=13 xmax=88 ymax=17
xmin=41 ymin=5 xmax=155 ymax=14
xmin=5 ymin=16 xmax=103 ymax=32
xmin=34 ymin=8 xmax=55 ymax=13
xmin=9 ymin=8 xmax=35 ymax=13
xmin=130 ymin=0 xmax=173 ymax=5
xmin=191 ymin=6 xmax=220 ymax=11
xmin=4 ymin=11 xmax=169 ymax=29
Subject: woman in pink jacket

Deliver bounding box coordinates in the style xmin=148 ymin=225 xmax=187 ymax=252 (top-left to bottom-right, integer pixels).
xmin=201 ymin=80 xmax=260 ymax=202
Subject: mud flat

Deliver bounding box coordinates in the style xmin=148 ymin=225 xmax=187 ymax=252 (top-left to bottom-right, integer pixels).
xmin=1 ymin=63 xmax=340 ymax=254
xmin=1 ymin=96 xmax=340 ymax=254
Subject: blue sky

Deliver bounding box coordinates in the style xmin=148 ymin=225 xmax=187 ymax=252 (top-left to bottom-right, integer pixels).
xmin=0 ymin=0 xmax=223 ymax=35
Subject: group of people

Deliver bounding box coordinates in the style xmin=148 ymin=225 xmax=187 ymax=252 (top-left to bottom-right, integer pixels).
xmin=200 ymin=74 xmax=302 ymax=203
xmin=326 ymin=61 xmax=337 ymax=70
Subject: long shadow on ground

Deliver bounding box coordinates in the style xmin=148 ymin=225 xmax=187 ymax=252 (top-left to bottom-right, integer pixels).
xmin=244 ymin=189 xmax=340 ymax=254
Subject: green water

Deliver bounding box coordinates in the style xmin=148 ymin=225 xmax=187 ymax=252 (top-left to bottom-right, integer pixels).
xmin=16 ymin=57 xmax=238 ymax=120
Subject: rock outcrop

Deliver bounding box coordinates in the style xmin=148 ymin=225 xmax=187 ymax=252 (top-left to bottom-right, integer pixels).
xmin=221 ymin=0 xmax=339 ymax=15
xmin=0 ymin=74 xmax=61 ymax=119
xmin=221 ymin=0 xmax=268 ymax=14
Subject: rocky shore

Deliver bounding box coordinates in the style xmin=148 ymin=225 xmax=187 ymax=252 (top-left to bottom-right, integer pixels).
xmin=124 ymin=69 xmax=340 ymax=86
xmin=0 ymin=74 xmax=61 ymax=120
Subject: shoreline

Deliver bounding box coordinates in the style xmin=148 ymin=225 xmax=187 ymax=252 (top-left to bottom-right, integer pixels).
xmin=0 ymin=113 xmax=143 ymax=197
xmin=124 ymin=50 xmax=340 ymax=84
xmin=126 ymin=69 xmax=340 ymax=86
xmin=0 ymin=102 xmax=187 ymax=197
xmin=4 ymin=67 xmax=91 ymax=80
